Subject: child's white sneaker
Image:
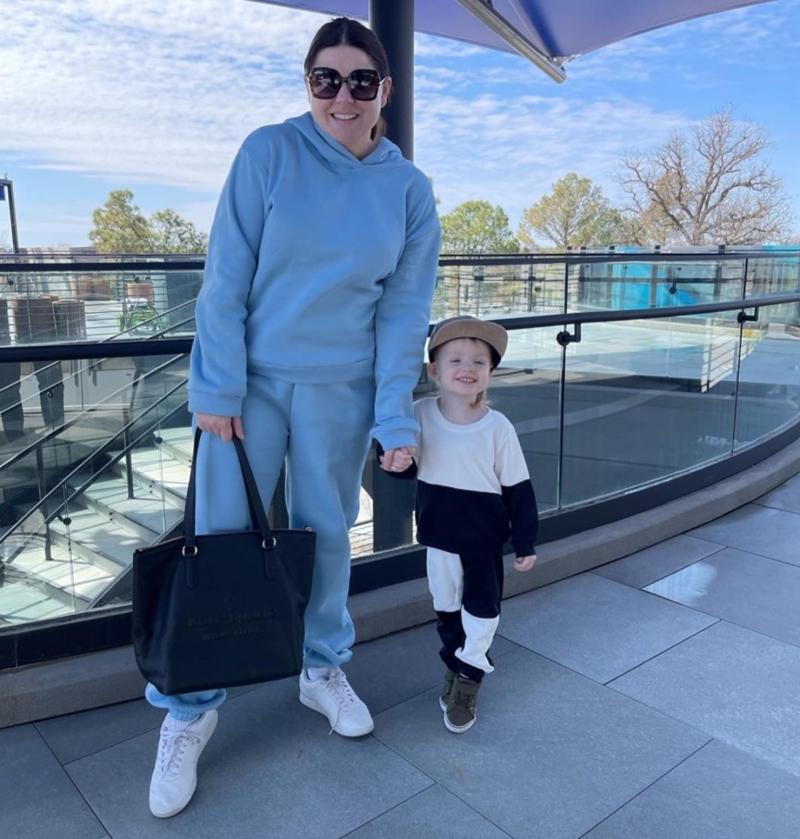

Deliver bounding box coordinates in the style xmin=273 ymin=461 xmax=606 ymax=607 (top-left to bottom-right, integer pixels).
xmin=149 ymin=710 xmax=218 ymax=818
xmin=299 ymin=667 xmax=374 ymax=736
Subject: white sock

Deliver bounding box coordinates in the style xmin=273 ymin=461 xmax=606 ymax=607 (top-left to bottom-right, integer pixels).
xmin=306 ymin=666 xmax=333 ymax=682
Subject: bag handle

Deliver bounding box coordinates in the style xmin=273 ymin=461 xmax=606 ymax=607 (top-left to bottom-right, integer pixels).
xmin=183 ymin=428 xmax=275 ymax=553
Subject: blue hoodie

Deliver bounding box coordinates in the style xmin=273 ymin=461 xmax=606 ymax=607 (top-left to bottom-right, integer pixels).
xmin=188 ymin=112 xmax=441 ymax=451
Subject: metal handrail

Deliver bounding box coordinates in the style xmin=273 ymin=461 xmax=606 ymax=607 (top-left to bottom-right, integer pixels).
xmin=0 ymin=300 xmax=196 ymax=404
xmin=1 ymin=378 xmax=189 ymax=556
xmin=0 ymin=337 xmax=191 ymax=363
xmin=2 ymin=290 xmax=799 ymax=366
xmin=2 ymin=248 xmax=799 ymax=272
xmin=0 ymin=258 xmax=204 ymax=272
xmin=0 ymin=353 xmax=186 ymax=474
xmin=438 ymin=249 xmax=800 ymax=266
xmin=492 ymin=292 xmax=800 ymax=330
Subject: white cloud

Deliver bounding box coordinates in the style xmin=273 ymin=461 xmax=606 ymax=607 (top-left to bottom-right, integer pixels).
xmin=569 ymin=0 xmax=799 ymax=84
xmin=1 ymin=0 xmax=323 ymax=194
xmin=1 ymin=0 xmax=797 ymax=244
xmin=415 ymin=34 xmax=485 ymax=58
xmin=414 ymin=93 xmax=690 ymax=227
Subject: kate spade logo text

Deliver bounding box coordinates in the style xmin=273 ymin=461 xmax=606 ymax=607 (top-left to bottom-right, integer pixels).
xmin=186 ymin=608 xmax=275 ymax=629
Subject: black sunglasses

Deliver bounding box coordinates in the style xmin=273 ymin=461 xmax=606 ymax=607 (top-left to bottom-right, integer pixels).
xmin=307 ymin=67 xmax=386 ymax=101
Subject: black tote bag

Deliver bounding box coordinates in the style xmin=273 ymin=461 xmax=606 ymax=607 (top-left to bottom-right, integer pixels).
xmin=132 ymin=429 xmax=315 ymax=695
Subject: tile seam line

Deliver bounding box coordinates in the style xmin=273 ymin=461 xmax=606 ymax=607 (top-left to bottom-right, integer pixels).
xmin=500 ymin=588 xmax=720 ymax=681
xmin=640 ymin=583 xmax=800 ymax=652
xmin=336 ymin=783 xmax=436 ymax=838
xmin=493 ymin=631 xmax=712 ymax=690
xmin=753 ymin=500 xmax=800 ymax=514
xmin=491 ymin=632 xmax=716 ymax=738
xmin=683 ymin=537 xmax=800 ymax=569
xmin=685 ymin=533 xmax=744 ymax=549
xmin=589 ymin=541 xmax=729 ymax=589
xmin=368 ymin=734 xmax=515 ymax=839
xmin=509 ymin=568 xmax=728 ymax=625
xmin=603 ymin=619 xmax=722 ymax=687
xmin=641 ymin=580 xmax=761 ymax=621
xmin=601 ymin=620 xmax=800 ymax=743
xmin=494 ymin=632 xmax=632 ymax=684
xmin=366 ymin=734 xmax=439 ymax=790
xmin=57 ymin=683 xmax=264 ymax=767
xmin=575 ymin=737 xmax=715 ymax=839
xmin=53 ymin=656 xmax=449 ymax=767
xmin=31 ymin=721 xmax=114 ymax=837
xmin=645 ymin=610 xmax=800 ymax=656
xmin=745 ymin=502 xmax=800 ymax=521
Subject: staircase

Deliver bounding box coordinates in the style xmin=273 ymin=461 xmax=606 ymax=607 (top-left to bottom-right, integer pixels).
xmin=0 ymin=427 xmax=375 ymax=626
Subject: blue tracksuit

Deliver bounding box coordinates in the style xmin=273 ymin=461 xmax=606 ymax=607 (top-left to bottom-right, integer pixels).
xmin=146 ymin=113 xmax=440 ymax=717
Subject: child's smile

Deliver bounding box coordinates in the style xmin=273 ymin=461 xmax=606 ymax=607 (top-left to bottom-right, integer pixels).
xmin=431 ymin=338 xmax=492 ymax=400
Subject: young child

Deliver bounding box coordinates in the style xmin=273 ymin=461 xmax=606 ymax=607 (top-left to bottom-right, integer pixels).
xmin=380 ymin=315 xmax=538 ymax=733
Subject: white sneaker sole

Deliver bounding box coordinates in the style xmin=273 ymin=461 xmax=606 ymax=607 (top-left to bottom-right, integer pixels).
xmin=149 ymin=712 xmax=218 ymax=819
xmin=299 ymin=693 xmax=374 ymax=737
xmin=443 ymin=710 xmax=475 ymax=734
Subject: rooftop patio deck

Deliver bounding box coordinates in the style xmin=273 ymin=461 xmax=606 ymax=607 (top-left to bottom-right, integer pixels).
xmin=4 ymin=468 xmax=800 ymax=838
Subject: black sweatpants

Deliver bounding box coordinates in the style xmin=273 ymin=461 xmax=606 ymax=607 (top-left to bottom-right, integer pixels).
xmin=427 ymin=547 xmax=504 ymax=683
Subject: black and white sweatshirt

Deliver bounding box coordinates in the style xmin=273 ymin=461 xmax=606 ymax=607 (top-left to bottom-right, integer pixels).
xmin=382 ymin=397 xmax=539 ymax=557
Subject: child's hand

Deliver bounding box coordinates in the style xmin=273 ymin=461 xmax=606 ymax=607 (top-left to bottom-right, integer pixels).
xmin=513 ymin=553 xmax=537 ymax=572
xmin=380 ymin=446 xmax=416 ymax=472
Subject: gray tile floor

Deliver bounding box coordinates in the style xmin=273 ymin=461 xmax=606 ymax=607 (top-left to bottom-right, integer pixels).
xmin=4 ymin=472 xmax=800 ymax=838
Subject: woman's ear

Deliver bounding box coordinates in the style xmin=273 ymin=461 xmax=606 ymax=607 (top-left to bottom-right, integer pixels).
xmin=381 ymin=76 xmax=392 ymax=107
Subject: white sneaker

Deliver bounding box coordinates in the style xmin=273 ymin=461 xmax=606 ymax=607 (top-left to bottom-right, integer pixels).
xmin=299 ymin=667 xmax=374 ymax=737
xmin=149 ymin=710 xmax=218 ymax=818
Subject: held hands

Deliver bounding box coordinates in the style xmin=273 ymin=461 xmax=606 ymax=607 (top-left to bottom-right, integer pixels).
xmin=196 ymin=413 xmax=245 ymax=442
xmin=379 ymin=446 xmax=416 ymax=472
xmin=514 ymin=553 xmax=537 ymax=573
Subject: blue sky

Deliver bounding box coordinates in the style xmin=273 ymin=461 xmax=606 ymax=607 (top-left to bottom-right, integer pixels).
xmin=1 ymin=0 xmax=798 ymax=248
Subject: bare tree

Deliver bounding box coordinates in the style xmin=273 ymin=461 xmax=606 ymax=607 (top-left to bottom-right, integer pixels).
xmin=620 ymin=108 xmax=793 ymax=246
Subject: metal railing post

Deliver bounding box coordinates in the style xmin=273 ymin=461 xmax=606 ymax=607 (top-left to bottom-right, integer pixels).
xmin=527 ymin=263 xmax=535 ymax=312
xmin=34 ymin=443 xmax=54 ymax=561
xmin=649 ymin=245 xmax=660 ymax=307
xmin=122 ymin=408 xmax=134 ymax=500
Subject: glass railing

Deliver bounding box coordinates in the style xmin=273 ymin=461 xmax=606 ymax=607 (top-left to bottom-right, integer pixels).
xmin=0 ymin=249 xmax=799 ymax=640
xmin=0 ymin=351 xmax=190 ymax=624
xmin=0 ymin=256 xmax=203 ymax=345
xmin=436 ymin=248 xmax=800 ymax=319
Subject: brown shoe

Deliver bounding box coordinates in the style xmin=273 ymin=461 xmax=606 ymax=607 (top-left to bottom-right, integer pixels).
xmin=444 ymin=675 xmax=480 ymax=733
xmin=438 ymin=668 xmax=457 ymax=711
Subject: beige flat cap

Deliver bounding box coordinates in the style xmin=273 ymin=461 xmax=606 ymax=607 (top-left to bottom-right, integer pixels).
xmin=427 ymin=315 xmax=508 ymax=366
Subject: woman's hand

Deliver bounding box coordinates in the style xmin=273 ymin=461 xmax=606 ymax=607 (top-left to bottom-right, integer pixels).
xmin=513 ymin=553 xmax=537 ymax=573
xmin=380 ymin=446 xmax=416 ymax=472
xmin=196 ymin=413 xmax=245 ymax=442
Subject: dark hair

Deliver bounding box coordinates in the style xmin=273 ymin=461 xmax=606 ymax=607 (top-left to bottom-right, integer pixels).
xmin=304 ymin=17 xmax=391 ymax=141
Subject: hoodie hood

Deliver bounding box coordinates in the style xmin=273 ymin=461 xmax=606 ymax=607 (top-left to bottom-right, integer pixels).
xmin=286 ymin=111 xmax=405 ymax=171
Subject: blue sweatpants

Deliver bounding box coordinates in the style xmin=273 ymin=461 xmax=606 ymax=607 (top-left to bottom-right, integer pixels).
xmin=145 ymin=374 xmax=375 ymax=720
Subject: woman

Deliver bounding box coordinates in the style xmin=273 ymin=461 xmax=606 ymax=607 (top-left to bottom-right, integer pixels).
xmin=145 ymin=17 xmax=440 ymax=819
